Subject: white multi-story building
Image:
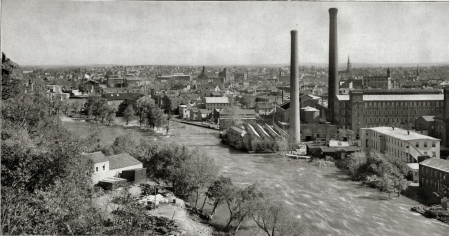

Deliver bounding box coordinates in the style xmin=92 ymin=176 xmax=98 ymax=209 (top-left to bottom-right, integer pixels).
xmin=361 ymin=127 xmax=440 ymax=163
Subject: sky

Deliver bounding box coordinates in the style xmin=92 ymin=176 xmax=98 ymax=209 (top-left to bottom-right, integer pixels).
xmin=2 ymin=1 xmax=449 ymax=66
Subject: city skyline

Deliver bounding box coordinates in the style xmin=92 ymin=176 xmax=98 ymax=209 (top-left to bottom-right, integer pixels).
xmin=3 ymin=1 xmax=449 ymax=66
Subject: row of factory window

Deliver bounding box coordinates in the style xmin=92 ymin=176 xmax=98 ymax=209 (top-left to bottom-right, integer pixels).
xmin=364 ymin=117 xmax=413 ymax=124
xmin=421 ymin=167 xmax=448 ymax=180
xmin=371 ymin=131 xmax=437 ymax=148
xmin=422 ymin=178 xmax=443 ymax=190
xmin=342 ymin=101 xmax=443 ymax=108
xmin=341 ymin=109 xmax=442 ymax=116
xmin=386 ymin=135 xmax=436 ymax=148
xmin=341 ymin=117 xmax=414 ymax=125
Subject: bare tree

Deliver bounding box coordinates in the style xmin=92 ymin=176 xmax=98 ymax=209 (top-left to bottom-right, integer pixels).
xmin=251 ymin=193 xmax=303 ymax=236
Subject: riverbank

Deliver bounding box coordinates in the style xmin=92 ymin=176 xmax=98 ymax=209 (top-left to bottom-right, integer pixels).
xmin=412 ymin=205 xmax=449 ymax=225
xmin=63 ymin=118 xmax=449 ymax=235
xmin=174 ymin=118 xmax=219 ymax=130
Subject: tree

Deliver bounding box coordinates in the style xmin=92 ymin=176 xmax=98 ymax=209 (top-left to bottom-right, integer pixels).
xmin=2 ymin=53 xmax=23 ymax=100
xmin=205 ymin=176 xmax=234 ymax=216
xmin=170 ymin=149 xmax=218 ymax=208
xmin=84 ymin=95 xmax=108 ymax=123
xmin=136 ymin=95 xmax=154 ymax=127
xmin=241 ymin=94 xmax=255 ymax=108
xmin=147 ymin=106 xmax=165 ymax=129
xmin=162 ymin=95 xmax=172 ymax=114
xmin=222 ymin=105 xmax=243 ymax=127
xmin=225 ymin=183 xmax=263 ymax=232
xmin=164 ymin=115 xmax=175 ymax=134
xmin=275 ymin=135 xmax=290 ymax=161
xmin=251 ymin=194 xmax=302 ymax=236
xmin=123 ymin=105 xmax=136 ymax=125
xmin=106 ymin=109 xmax=116 ymax=126
xmin=346 ymin=151 xmax=368 ymax=180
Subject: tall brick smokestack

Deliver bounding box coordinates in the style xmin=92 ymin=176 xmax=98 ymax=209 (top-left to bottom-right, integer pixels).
xmin=289 ymin=30 xmax=300 ymax=143
xmin=328 ymin=8 xmax=338 ymax=123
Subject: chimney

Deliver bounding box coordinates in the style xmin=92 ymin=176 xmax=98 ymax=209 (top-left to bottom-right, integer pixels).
xmin=328 ymin=8 xmax=339 ymax=123
xmin=281 ymin=89 xmax=284 ymax=103
xmin=289 ymin=30 xmax=301 ymax=143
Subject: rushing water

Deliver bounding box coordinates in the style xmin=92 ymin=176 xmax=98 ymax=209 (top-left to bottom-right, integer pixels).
xmin=65 ymin=120 xmax=449 ymax=236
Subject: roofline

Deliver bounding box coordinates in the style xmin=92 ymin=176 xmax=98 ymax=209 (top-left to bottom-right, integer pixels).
xmin=420 ymin=161 xmax=449 ymax=173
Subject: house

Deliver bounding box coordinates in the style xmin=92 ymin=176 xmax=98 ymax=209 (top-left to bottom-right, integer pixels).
xmin=189 ymin=108 xmax=201 ymax=121
xmin=415 ymin=116 xmax=435 ymax=135
xmin=85 ymin=152 xmax=145 ymax=185
xmin=419 ymin=158 xmax=449 ymax=198
xmin=204 ymin=97 xmax=230 ymax=110
xmin=179 ymin=104 xmax=189 ymax=119
xmin=84 ymin=80 xmax=101 ymax=93
xmin=199 ymin=109 xmax=211 ymax=121
xmin=255 ymin=102 xmax=274 ymax=115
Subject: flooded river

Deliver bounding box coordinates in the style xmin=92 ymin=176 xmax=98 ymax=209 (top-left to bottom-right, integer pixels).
xmin=65 ymin=120 xmax=449 ymax=235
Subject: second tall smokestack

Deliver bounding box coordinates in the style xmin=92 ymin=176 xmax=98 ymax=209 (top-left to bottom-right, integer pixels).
xmin=289 ymin=30 xmax=301 ymax=143
xmin=328 ymin=8 xmax=339 ymax=123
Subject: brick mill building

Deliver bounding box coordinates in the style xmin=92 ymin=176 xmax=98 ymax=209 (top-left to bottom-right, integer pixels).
xmin=419 ymin=158 xmax=449 ymax=197
xmin=335 ymin=89 xmax=445 ymax=138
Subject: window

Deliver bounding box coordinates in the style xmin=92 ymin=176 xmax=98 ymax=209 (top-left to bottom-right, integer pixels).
xmin=96 ymin=167 xmax=98 ymax=172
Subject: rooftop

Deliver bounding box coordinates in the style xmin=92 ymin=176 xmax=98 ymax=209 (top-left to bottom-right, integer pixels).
xmin=420 ymin=158 xmax=449 ymax=173
xmin=406 ymin=163 xmax=420 ymax=170
xmin=107 ymin=153 xmax=142 ymax=170
xmin=362 ymin=127 xmax=440 ymax=141
xmin=102 ymin=93 xmax=144 ymax=101
xmin=257 ymin=102 xmax=274 ymax=109
xmin=420 ymin=116 xmax=436 ymax=122
xmin=205 ymin=97 xmax=229 ymax=103
xmin=336 ymin=94 xmax=444 ymax=101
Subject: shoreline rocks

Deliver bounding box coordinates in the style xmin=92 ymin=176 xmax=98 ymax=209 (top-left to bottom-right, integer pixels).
xmin=411 ymin=205 xmax=449 ymax=225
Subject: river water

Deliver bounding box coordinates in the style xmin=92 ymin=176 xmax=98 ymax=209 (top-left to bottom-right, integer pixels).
xmin=64 ymin=120 xmax=449 ymax=235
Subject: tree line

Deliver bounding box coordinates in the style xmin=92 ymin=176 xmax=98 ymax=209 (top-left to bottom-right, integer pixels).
xmin=106 ymin=133 xmax=302 ymax=235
